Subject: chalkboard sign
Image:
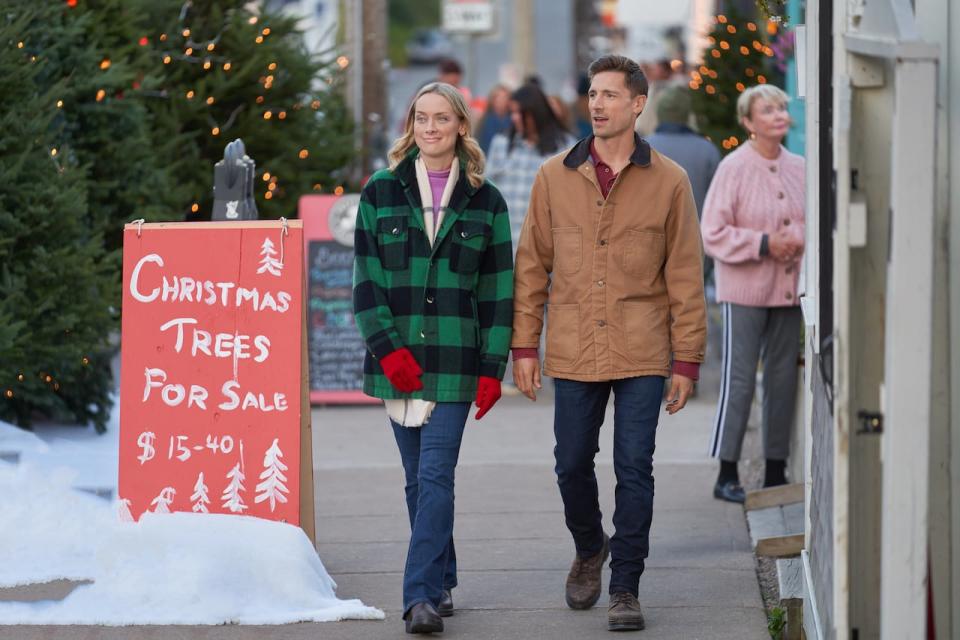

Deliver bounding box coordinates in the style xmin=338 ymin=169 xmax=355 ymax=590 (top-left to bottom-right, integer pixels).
xmin=300 ymin=195 xmax=379 ymax=404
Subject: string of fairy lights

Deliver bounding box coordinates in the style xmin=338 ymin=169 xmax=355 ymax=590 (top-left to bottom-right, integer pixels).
xmin=689 ymin=14 xmax=783 ymax=150
xmin=5 ymin=0 xmax=350 ymax=402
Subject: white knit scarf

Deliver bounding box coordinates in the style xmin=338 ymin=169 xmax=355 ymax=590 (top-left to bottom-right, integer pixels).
xmin=384 ymin=156 xmax=460 ymax=427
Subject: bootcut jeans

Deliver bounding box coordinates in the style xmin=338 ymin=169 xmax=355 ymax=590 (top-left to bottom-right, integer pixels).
xmin=390 ymin=401 xmax=469 ymax=616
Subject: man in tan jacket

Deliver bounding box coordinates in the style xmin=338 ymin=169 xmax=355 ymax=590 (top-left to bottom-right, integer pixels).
xmin=512 ymin=55 xmax=706 ymax=632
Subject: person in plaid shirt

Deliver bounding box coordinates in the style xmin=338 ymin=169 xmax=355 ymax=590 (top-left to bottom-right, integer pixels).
xmin=352 ymin=82 xmax=514 ymax=634
xmin=486 ymin=82 xmax=577 ymax=250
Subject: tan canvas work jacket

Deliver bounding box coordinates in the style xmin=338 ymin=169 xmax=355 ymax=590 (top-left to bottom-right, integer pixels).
xmin=512 ymin=135 xmax=707 ymax=381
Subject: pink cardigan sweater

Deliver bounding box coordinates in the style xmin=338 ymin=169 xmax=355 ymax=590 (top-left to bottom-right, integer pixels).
xmin=701 ymin=143 xmax=805 ymax=308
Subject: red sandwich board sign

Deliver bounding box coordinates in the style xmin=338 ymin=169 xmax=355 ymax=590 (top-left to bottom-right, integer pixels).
xmin=118 ymin=221 xmax=315 ymax=541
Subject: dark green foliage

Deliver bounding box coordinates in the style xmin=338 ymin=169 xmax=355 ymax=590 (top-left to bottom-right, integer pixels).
xmin=0 ymin=3 xmax=116 ymax=431
xmin=133 ymin=0 xmax=354 ymax=220
xmin=690 ymin=7 xmax=786 ymax=155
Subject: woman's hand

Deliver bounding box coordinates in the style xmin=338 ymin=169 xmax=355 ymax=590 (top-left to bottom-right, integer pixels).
xmin=768 ymin=230 xmax=803 ymax=262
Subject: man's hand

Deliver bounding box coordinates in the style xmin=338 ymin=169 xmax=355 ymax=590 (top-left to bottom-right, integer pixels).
xmin=665 ymin=374 xmax=694 ymax=415
xmin=513 ymin=357 xmax=542 ymax=401
xmin=768 ymin=230 xmax=803 ymax=262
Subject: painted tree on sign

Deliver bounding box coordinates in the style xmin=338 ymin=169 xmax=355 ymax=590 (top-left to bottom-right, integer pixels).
xmin=221 ymin=462 xmax=248 ymax=513
xmin=118 ymin=498 xmax=135 ymax=522
xmin=191 ymin=472 xmax=211 ymax=513
xmin=257 ymin=237 xmax=283 ymax=276
xmin=150 ymin=487 xmax=176 ymax=513
xmin=254 ymin=438 xmax=289 ymax=511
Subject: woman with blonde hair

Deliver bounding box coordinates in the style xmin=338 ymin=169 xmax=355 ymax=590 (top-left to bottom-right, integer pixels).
xmin=353 ymin=82 xmax=514 ymax=634
xmin=701 ymin=84 xmax=805 ymax=503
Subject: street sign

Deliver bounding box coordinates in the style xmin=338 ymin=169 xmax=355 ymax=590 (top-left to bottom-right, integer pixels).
xmin=443 ymin=0 xmax=494 ymax=34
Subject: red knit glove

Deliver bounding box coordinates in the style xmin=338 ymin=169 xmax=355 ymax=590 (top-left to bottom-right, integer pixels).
xmin=380 ymin=348 xmax=424 ymax=393
xmin=474 ymin=376 xmax=501 ymax=420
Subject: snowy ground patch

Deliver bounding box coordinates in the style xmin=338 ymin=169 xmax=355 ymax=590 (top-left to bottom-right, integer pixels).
xmin=0 ymin=421 xmax=383 ymax=625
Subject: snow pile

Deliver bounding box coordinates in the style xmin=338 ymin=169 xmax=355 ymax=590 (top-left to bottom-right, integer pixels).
xmin=0 ymin=421 xmax=384 ymax=625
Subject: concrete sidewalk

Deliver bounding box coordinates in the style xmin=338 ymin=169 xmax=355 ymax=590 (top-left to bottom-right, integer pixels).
xmin=308 ymin=384 xmax=769 ymax=639
xmin=1 ymin=379 xmax=769 ymax=640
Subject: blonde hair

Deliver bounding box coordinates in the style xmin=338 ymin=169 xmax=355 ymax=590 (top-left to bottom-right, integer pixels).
xmin=388 ymin=82 xmax=486 ymax=189
xmin=737 ymin=84 xmax=790 ymax=123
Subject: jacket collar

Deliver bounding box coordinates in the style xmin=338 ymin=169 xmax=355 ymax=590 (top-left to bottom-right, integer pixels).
xmin=563 ymin=133 xmax=651 ymax=169
xmin=395 ymin=147 xmax=479 ymax=254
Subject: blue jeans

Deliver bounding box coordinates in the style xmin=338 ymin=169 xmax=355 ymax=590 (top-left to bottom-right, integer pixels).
xmin=553 ymin=376 xmax=664 ymax=597
xmin=390 ymin=402 xmax=469 ymax=616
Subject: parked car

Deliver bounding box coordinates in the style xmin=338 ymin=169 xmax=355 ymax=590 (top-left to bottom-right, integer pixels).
xmin=405 ymin=29 xmax=455 ymax=65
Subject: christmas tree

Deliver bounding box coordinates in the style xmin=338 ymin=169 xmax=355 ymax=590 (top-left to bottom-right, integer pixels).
xmin=254 ymin=438 xmax=289 ymax=512
xmin=689 ymin=7 xmax=787 ymax=154
xmin=0 ymin=2 xmax=117 ymax=431
xmin=131 ymin=0 xmax=355 ymax=220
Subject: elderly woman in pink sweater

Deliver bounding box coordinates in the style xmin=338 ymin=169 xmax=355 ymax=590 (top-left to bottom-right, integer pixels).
xmin=700 ymin=85 xmax=805 ymax=503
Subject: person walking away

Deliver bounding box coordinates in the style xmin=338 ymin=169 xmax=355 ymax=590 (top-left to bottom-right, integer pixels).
xmin=700 ymin=84 xmax=805 ymax=503
xmin=353 ymin=82 xmax=514 ymax=634
xmin=511 ymin=55 xmax=707 ymax=632
xmin=647 ymin=86 xmax=721 ymax=283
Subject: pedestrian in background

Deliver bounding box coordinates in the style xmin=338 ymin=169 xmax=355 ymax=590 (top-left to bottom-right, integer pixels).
xmin=512 ymin=55 xmax=706 ymax=632
xmin=647 ymin=86 xmax=721 ymax=282
xmin=475 ymin=84 xmax=512 ymax=154
xmin=701 ymin=84 xmax=805 ymax=504
xmin=353 ymin=82 xmax=514 ymax=634
xmin=486 ymin=83 xmax=576 ymax=250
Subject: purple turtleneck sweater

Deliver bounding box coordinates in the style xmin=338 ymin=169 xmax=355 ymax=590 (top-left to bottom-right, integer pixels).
xmin=426 ymin=168 xmax=450 ymax=227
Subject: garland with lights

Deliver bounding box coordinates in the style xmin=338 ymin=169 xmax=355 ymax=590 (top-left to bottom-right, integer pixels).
xmin=689 ymin=8 xmax=787 ymax=154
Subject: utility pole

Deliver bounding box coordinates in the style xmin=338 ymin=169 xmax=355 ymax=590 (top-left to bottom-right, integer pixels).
xmin=344 ymin=0 xmax=388 ymax=179
xmin=513 ymin=0 xmax=535 ymax=81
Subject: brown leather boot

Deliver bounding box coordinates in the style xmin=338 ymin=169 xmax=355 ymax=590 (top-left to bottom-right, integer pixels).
xmin=565 ymin=533 xmax=609 ymax=609
xmin=608 ymin=592 xmax=645 ymax=631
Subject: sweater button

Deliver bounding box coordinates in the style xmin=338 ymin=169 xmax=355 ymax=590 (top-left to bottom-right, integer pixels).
xmin=785 ymin=292 xmax=793 ymax=300
xmin=769 ymin=166 xmax=777 ymax=172
xmin=785 ymin=266 xmax=793 ymax=274
xmin=783 ymin=219 xmax=791 ymax=226
xmin=777 ymin=192 xmax=785 ymax=199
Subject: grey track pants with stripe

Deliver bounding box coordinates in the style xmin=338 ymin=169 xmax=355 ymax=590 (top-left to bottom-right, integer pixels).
xmin=709 ymin=302 xmax=802 ymax=462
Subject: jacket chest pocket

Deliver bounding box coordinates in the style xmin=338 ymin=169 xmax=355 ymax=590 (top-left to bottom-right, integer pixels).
xmin=552 ymin=227 xmax=582 ymax=274
xmin=449 ymin=220 xmax=490 ymax=274
xmin=377 ymin=216 xmax=409 ymax=270
xmin=620 ymin=229 xmax=665 ymax=279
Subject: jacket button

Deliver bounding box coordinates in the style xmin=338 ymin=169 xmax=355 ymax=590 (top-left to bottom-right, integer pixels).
xmin=461 ymin=231 xmax=469 ymax=238
xmin=598 ymin=320 xmax=606 ymax=327
xmin=426 ymin=296 xmax=434 ymax=304
xmin=785 ymin=292 xmax=793 ymax=300
xmin=599 ymin=239 xmax=607 ymax=246
xmin=392 ymin=227 xmax=400 ymax=235
xmin=420 ymin=330 xmax=426 ymax=338
xmin=777 ymin=192 xmax=785 ymax=199
xmin=596 ymin=200 xmax=603 ymax=206
xmin=783 ymin=219 xmax=791 ymax=226
xmin=597 ymin=280 xmax=605 ymax=287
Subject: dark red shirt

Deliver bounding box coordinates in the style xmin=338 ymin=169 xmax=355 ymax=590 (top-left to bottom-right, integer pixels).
xmin=591 ymin=139 xmax=618 ymax=198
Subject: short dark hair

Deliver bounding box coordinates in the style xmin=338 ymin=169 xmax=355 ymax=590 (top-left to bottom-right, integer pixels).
xmin=587 ymin=55 xmax=648 ymax=97
xmin=438 ymin=58 xmax=462 ymax=75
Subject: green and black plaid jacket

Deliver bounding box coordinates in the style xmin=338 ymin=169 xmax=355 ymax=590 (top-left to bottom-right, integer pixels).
xmin=353 ymin=150 xmax=514 ymax=401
